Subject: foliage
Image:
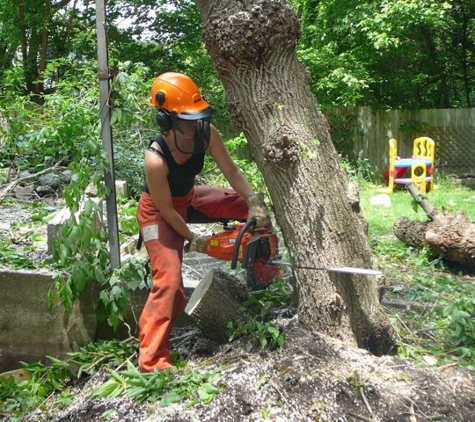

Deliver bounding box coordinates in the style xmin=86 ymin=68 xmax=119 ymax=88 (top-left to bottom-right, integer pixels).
xmin=0 ymin=339 xmax=136 ymax=420
xmin=91 ymin=361 xmax=223 ymax=406
xmin=227 ymin=280 xmax=293 ymax=349
xmin=292 ymin=0 xmax=475 ymax=109
xmin=0 ymin=200 xmax=53 ymax=269
xmin=50 ymin=198 xmax=147 ymax=329
xmin=200 ymin=132 xmax=266 ymax=196
xmin=340 ymin=151 xmax=383 ymax=185
xmin=388 ymin=261 xmax=475 ymax=370
xmin=0 ymin=338 xmax=223 ymax=420
xmin=0 ymin=58 xmax=100 ymax=172
xmin=108 ymin=62 xmax=151 ymax=198
xmin=0 ymin=239 xmax=36 ymax=269
xmin=0 ymin=59 xmax=150 ymax=330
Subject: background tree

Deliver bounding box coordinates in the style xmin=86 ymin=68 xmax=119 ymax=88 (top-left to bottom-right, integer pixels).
xmin=196 ymin=0 xmax=396 ymax=355
xmin=293 ymin=0 xmax=475 ymax=109
xmin=1 ymin=0 xmax=80 ymax=102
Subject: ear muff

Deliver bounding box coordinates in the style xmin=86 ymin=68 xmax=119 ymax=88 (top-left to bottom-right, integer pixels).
xmin=155 ymin=91 xmax=173 ymax=131
xmin=156 ymin=109 xmax=172 ymax=131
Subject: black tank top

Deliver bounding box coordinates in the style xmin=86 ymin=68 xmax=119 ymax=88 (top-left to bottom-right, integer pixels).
xmin=143 ymin=136 xmax=205 ymax=197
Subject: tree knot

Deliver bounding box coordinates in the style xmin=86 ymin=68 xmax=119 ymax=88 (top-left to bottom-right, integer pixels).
xmin=203 ymin=0 xmax=300 ymax=65
xmin=263 ymin=133 xmax=299 ymax=164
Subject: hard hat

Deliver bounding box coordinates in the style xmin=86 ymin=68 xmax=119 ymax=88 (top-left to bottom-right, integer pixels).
xmin=149 ymin=72 xmax=215 ymax=120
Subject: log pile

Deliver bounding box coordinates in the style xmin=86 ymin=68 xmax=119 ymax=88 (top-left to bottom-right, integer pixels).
xmin=394 ymin=183 xmax=475 ymax=269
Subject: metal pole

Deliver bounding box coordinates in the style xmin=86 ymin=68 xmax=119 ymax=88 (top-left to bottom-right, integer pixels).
xmin=95 ymin=0 xmax=121 ymax=269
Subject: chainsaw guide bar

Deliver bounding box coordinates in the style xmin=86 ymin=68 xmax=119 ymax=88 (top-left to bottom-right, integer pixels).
xmin=269 ymin=260 xmax=382 ymax=276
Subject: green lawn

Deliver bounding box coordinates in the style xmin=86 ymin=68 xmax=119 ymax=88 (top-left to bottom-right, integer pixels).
xmin=359 ymin=178 xmax=475 ymax=238
xmin=358 ymin=178 xmax=475 ymax=371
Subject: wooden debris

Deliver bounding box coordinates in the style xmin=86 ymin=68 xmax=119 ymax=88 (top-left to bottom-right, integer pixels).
xmin=184 ymin=269 xmax=248 ymax=343
xmin=394 ymin=183 xmax=475 ymax=268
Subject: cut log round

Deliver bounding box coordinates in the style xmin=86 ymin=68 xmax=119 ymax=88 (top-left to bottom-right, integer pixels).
xmin=185 ymin=269 xmax=249 ymax=343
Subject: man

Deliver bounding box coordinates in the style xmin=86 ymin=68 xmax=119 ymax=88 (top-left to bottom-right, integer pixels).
xmin=136 ymin=72 xmax=270 ymax=371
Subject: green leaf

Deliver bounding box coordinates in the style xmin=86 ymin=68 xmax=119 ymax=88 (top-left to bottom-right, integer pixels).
xmin=91 ymin=379 xmax=121 ymax=399
xmin=159 ymin=391 xmax=182 ymax=407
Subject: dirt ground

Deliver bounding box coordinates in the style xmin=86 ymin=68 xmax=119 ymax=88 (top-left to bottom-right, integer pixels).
xmin=2 ymin=198 xmax=475 ymax=422
xmin=26 ymin=316 xmax=475 ymax=422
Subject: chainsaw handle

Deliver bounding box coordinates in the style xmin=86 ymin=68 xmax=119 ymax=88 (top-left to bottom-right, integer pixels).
xmin=231 ymin=217 xmax=257 ymax=270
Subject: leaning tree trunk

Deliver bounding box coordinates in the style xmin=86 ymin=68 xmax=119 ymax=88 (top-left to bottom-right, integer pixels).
xmin=196 ymin=0 xmax=395 ymax=355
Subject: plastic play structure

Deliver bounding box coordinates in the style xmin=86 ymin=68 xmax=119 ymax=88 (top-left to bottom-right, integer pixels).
xmin=385 ymin=137 xmax=435 ymax=194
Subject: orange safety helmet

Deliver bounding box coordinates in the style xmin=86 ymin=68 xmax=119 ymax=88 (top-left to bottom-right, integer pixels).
xmin=149 ymin=72 xmax=215 ymax=121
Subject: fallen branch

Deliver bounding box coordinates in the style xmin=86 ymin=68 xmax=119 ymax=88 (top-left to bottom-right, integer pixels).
xmin=406 ymin=183 xmax=438 ymax=221
xmin=347 ymin=412 xmax=377 ymax=422
xmin=0 ymin=160 xmax=67 ymax=204
xmin=360 ymin=386 xmax=379 ymax=422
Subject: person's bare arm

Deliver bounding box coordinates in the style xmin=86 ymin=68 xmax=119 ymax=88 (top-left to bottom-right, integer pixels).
xmin=207 ymin=125 xmax=254 ymax=199
xmin=145 ymin=151 xmax=193 ymax=241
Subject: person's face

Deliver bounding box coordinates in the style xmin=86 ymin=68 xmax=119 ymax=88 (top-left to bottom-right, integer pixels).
xmin=173 ymin=120 xmax=197 ymax=153
xmin=175 ymin=120 xmax=197 ymax=140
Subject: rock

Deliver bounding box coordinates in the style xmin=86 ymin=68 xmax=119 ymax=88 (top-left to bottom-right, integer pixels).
xmin=14 ymin=185 xmax=35 ymax=201
xmin=39 ymin=173 xmax=62 ymax=190
xmin=60 ymin=170 xmax=72 ymax=184
xmin=18 ymin=170 xmax=32 ymax=179
xmin=370 ymin=193 xmax=391 ymax=208
xmin=35 ymin=185 xmax=56 ymax=197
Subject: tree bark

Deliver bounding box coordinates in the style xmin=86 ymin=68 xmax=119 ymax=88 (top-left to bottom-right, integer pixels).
xmin=185 ymin=270 xmax=249 ymax=344
xmin=195 ymin=0 xmax=396 ymax=355
xmin=395 ymin=184 xmax=475 ymax=268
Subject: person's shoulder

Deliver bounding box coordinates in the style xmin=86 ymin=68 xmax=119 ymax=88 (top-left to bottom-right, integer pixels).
xmin=145 ymin=148 xmax=168 ymax=175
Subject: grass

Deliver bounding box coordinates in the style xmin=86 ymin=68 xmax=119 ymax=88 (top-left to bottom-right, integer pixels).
xmin=359 ymin=177 xmax=475 ymax=237
xmin=359 ymin=177 xmax=475 ymax=370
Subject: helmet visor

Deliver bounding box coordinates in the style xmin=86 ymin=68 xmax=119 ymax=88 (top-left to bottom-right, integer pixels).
xmin=172 ymin=117 xmax=211 ymax=154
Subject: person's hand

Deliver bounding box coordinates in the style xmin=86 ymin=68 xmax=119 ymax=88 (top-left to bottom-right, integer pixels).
xmin=184 ymin=234 xmax=209 ymax=254
xmin=246 ymin=193 xmax=271 ymax=227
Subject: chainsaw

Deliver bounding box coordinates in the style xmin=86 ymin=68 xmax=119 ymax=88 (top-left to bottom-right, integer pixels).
xmin=204 ymin=217 xmax=281 ymax=290
xmin=203 ymin=217 xmax=382 ymax=290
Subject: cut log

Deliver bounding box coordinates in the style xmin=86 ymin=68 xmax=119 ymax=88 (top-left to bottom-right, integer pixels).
xmin=393 ymin=217 xmax=428 ymax=249
xmin=394 ymin=183 xmax=475 ymax=269
xmin=185 ymin=269 xmax=249 ymax=343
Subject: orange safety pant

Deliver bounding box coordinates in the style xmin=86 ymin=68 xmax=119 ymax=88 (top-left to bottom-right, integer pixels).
xmin=136 ymin=186 xmax=248 ymax=372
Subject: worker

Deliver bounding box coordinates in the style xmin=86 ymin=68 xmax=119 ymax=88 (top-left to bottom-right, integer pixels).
xmin=136 ymin=72 xmax=271 ymax=372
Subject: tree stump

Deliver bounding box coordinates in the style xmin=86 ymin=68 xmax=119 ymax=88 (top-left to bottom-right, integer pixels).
xmin=184 ymin=269 xmax=249 ymax=343
xmin=394 ymin=183 xmax=475 ymax=268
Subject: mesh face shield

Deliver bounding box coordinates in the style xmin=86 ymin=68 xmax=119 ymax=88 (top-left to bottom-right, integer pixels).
xmin=172 ymin=117 xmax=212 ymax=154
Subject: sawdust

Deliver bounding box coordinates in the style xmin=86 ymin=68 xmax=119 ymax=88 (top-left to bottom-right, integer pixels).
xmin=26 ymin=316 xmax=475 ymax=422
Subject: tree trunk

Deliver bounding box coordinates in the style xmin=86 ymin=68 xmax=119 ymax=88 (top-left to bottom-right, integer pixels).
xmin=185 ymin=269 xmax=249 ymax=344
xmin=394 ymin=184 xmax=475 ymax=268
xmin=196 ymin=0 xmax=395 ymax=355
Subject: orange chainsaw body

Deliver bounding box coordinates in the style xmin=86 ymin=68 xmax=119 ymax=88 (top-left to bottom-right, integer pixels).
xmin=205 ymin=223 xmax=282 ymax=288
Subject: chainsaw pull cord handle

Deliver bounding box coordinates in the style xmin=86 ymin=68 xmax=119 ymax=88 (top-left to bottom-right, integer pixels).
xmin=231 ymin=217 xmax=257 ymax=270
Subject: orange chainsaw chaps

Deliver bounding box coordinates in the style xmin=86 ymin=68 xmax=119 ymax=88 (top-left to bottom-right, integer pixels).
xmin=136 ymin=187 xmax=248 ymax=372
xmin=136 ymin=194 xmax=187 ymax=372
